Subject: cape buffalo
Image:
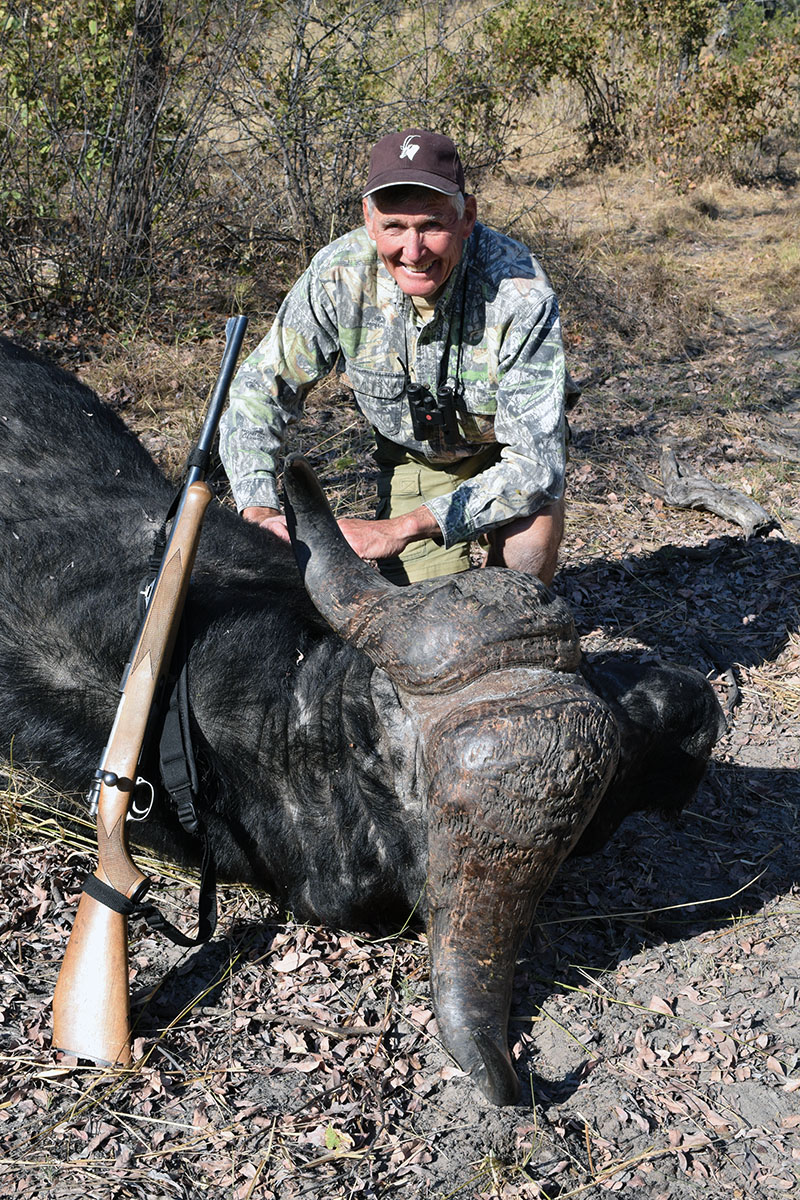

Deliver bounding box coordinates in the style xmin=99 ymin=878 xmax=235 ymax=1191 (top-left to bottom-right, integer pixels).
xmin=0 ymin=336 xmax=725 ymax=1105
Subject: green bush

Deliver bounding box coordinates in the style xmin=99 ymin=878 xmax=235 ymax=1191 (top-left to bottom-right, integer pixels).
xmin=654 ymin=4 xmax=800 ymax=179
xmin=484 ymin=0 xmax=629 ymax=160
xmin=0 ymin=0 xmax=246 ymax=315
xmin=483 ymin=0 xmax=800 ymax=176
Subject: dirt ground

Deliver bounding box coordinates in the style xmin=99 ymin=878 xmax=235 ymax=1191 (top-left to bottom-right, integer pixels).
xmin=1 ymin=168 xmax=799 ymax=1199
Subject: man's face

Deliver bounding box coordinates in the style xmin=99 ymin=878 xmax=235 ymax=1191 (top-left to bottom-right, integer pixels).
xmin=363 ymin=188 xmax=477 ymax=299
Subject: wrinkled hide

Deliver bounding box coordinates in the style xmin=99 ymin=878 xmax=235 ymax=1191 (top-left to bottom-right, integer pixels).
xmin=0 ymin=337 xmax=725 ymax=1104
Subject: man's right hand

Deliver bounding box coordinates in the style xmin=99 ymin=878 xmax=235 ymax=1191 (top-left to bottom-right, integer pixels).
xmin=242 ymin=506 xmax=291 ymax=543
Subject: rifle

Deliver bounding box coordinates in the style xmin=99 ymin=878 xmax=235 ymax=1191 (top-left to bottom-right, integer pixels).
xmin=52 ymin=315 xmax=248 ymax=1066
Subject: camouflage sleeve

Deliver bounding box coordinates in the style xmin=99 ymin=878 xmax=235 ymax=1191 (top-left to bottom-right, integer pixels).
xmin=218 ymin=265 xmax=340 ymax=511
xmin=424 ymin=294 xmax=567 ymax=545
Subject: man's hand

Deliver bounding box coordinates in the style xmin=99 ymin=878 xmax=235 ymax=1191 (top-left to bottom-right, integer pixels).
xmin=337 ymin=505 xmax=440 ymax=561
xmin=243 ymin=503 xmax=440 ymax=561
xmin=242 ymin=506 xmax=291 ymax=544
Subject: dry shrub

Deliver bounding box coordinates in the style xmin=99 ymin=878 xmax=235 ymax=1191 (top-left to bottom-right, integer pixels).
xmin=652 ymin=189 xmax=724 ymax=237
xmin=654 ymin=29 xmax=800 ymax=183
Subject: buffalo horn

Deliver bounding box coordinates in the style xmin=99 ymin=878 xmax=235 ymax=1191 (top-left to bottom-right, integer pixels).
xmin=424 ymin=675 xmax=619 ymax=1103
xmin=282 ymin=455 xmax=580 ymax=694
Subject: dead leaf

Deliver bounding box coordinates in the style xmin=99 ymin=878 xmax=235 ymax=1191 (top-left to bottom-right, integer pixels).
xmin=272 ymin=950 xmax=312 ymax=973
xmin=680 ymin=1133 xmax=712 ymax=1150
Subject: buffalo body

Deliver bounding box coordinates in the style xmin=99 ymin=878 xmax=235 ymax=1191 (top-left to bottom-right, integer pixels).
xmin=0 ymin=337 xmax=724 ymax=1103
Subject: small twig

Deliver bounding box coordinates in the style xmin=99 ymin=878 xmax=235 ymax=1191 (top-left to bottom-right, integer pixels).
xmin=535 ymin=1006 xmax=602 ymax=1061
xmin=243 ymin=1134 xmax=273 ymax=1200
xmin=295 ymin=1148 xmax=367 ymax=1170
xmin=550 ymin=1145 xmax=689 ymax=1199
xmin=584 ymin=1121 xmax=596 ymax=1177
xmin=537 ymin=868 xmax=766 ymax=927
xmin=248 ymin=1008 xmax=383 ymax=1040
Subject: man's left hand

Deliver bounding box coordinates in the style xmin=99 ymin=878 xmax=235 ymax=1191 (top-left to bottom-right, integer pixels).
xmin=337 ymin=504 xmax=440 ymax=561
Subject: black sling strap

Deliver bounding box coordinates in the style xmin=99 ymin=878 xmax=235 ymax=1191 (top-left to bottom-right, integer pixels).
xmin=82 ymin=837 xmax=217 ymax=949
xmin=159 ymin=631 xmax=201 ymax=837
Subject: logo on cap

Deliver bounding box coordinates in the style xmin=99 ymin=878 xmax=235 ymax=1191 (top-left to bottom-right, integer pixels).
xmin=399 ymin=135 xmax=420 ymax=162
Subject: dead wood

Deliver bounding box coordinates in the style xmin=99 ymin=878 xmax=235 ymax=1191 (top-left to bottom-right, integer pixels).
xmin=630 ymin=446 xmax=773 ymax=537
xmin=753 ymin=436 xmax=800 ymax=464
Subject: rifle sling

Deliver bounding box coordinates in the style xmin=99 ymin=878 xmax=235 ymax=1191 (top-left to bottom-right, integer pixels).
xmin=82 ymin=840 xmax=217 ymax=949
xmin=159 ymin=630 xmax=201 ymax=836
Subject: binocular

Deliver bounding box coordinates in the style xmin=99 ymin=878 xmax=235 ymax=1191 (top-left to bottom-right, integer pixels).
xmin=407 ymin=381 xmax=459 ymax=442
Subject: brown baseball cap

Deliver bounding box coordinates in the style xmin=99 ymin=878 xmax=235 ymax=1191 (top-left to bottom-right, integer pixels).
xmin=363 ymin=129 xmax=465 ymax=198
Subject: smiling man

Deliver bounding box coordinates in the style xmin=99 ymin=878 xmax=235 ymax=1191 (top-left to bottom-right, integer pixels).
xmin=219 ymin=129 xmax=571 ymax=585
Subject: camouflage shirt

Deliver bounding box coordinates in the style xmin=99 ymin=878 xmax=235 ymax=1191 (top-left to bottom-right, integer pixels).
xmin=219 ymin=221 xmax=567 ymax=546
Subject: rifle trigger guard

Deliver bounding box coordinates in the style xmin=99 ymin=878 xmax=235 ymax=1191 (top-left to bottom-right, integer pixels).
xmin=129 ymin=777 xmax=155 ymax=822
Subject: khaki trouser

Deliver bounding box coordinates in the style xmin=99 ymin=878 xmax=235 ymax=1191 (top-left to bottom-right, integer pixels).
xmin=374 ymin=435 xmax=501 ymax=585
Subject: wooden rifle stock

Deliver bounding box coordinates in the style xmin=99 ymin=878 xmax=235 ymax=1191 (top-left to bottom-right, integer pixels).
xmin=52 ymin=316 xmax=247 ymax=1065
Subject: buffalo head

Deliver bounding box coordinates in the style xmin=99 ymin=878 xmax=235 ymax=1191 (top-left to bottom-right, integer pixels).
xmin=280 ymin=456 xmax=723 ymax=1104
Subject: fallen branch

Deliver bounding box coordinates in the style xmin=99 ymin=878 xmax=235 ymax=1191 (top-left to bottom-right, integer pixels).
xmin=630 ymin=447 xmax=773 ymax=537
xmin=753 ymin=436 xmax=800 ymax=464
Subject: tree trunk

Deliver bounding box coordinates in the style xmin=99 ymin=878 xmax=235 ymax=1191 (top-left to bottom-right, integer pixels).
xmin=114 ymin=0 xmax=166 ymax=275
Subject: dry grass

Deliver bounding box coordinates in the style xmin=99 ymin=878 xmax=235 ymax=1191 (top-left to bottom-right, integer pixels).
xmin=743 ymin=630 xmax=800 ymax=721
xmin=481 ymin=169 xmax=800 ymax=361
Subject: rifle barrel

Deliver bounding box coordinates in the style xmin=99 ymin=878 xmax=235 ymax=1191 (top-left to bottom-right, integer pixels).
xmin=187 ymin=314 xmax=248 ymax=486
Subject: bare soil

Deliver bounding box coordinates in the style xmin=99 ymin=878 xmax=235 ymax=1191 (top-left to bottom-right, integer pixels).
xmin=1 ymin=168 xmax=799 ymax=1199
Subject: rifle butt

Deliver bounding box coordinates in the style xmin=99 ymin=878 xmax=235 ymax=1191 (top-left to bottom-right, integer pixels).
xmin=52 ymin=889 xmax=133 ymax=1066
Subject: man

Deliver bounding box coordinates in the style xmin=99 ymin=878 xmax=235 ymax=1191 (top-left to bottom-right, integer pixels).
xmin=219 ymin=129 xmax=569 ymax=585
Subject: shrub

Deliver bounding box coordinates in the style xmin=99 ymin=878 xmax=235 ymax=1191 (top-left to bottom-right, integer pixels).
xmin=654 ymin=5 xmax=800 ymax=180
xmin=0 ymin=0 xmax=247 ymax=316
